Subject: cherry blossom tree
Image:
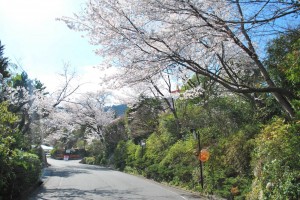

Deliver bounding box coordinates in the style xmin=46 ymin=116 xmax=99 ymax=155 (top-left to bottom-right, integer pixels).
xmin=1 ymin=65 xmax=84 ymax=145
xmin=68 ymin=91 xmax=114 ymax=140
xmin=51 ymin=64 xmax=87 ymax=107
xmin=4 ymin=80 xmax=51 ymax=134
xmin=44 ymin=90 xmax=114 ymax=145
xmin=7 ymin=67 xmax=115 ymax=146
xmin=60 ymin=0 xmax=300 ymax=118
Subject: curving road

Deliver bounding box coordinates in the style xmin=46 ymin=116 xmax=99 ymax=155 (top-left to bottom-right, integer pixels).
xmin=29 ymin=158 xmax=209 ymax=200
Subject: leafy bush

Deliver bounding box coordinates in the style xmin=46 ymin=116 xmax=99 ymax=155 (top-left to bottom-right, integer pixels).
xmin=124 ymin=166 xmax=139 ymax=175
xmin=50 ymin=148 xmax=64 ymax=159
xmin=11 ymin=151 xmax=42 ymax=194
xmin=95 ymin=153 xmax=108 ymax=165
xmin=108 ymin=93 xmax=300 ymax=199
xmin=0 ymin=144 xmax=42 ymax=199
xmin=247 ymin=118 xmax=300 ymax=199
xmin=160 ymin=136 xmax=197 ymax=186
xmin=113 ymin=140 xmax=128 ymax=170
xmin=144 ymin=131 xmax=173 ymax=165
xmin=81 ymin=157 xmax=96 ymax=165
xmin=0 ymin=102 xmax=42 ymax=199
xmin=158 ymin=113 xmax=181 ymax=139
xmin=126 ymin=140 xmax=140 ymax=168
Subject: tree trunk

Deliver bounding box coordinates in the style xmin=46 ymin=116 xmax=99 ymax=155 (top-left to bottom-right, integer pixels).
xmin=272 ymin=92 xmax=295 ymax=118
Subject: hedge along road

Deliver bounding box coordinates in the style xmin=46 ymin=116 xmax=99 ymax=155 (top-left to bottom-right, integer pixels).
xmin=29 ymin=158 xmax=210 ymax=200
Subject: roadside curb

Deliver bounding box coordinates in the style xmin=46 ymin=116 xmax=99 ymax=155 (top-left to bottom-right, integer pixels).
xmin=115 ymin=169 xmax=224 ymax=200
xmin=40 ymin=167 xmax=52 ymax=184
xmin=22 ymin=166 xmax=52 ymax=199
xmin=20 ymin=167 xmax=50 ymax=200
xmin=82 ymin=163 xmax=224 ymax=199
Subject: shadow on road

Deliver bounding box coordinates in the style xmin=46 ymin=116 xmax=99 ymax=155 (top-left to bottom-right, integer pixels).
xmin=31 ymin=159 xmax=211 ymax=200
xmin=30 ymin=186 xmax=166 ymax=200
xmin=45 ymin=162 xmax=112 ymax=179
xmin=49 ymin=168 xmax=90 ymax=178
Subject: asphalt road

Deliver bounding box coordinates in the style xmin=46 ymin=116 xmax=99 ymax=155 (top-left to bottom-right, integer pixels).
xmin=29 ymin=158 xmax=210 ymax=200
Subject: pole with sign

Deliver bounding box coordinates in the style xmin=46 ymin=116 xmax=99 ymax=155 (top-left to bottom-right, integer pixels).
xmin=191 ymin=129 xmax=210 ymax=189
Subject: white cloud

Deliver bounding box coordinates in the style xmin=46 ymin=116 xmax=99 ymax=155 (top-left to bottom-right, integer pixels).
xmin=0 ymin=0 xmax=65 ymax=26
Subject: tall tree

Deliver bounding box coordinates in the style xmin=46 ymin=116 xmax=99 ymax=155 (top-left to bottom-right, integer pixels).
xmin=126 ymin=95 xmax=163 ymax=141
xmin=6 ymin=72 xmax=43 ymax=134
xmin=0 ymin=41 xmax=10 ymax=79
xmin=59 ymin=91 xmax=114 ymax=141
xmin=60 ymin=0 xmax=300 ymax=118
xmin=265 ymin=28 xmax=300 ymax=101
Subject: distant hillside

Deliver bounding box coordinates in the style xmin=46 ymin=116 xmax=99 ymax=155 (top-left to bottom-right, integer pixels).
xmin=106 ymin=104 xmax=128 ymax=117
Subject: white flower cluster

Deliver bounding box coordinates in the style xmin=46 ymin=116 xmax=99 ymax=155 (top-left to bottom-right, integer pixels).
xmin=180 ymin=86 xmax=204 ymax=100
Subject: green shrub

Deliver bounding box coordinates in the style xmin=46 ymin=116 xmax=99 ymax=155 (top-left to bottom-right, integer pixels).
xmin=113 ymin=140 xmax=128 ymax=170
xmin=12 ymin=151 xmax=42 ymax=193
xmin=124 ymin=166 xmax=139 ymax=175
xmin=144 ymin=131 xmax=172 ymax=165
xmin=248 ymin=118 xmax=300 ymax=199
xmin=126 ymin=140 xmax=139 ymax=168
xmin=50 ymin=148 xmax=64 ymax=159
xmin=160 ymin=137 xmax=197 ymax=186
xmin=81 ymin=157 xmax=96 ymax=165
xmin=158 ymin=113 xmax=181 ymax=139
xmin=0 ymin=102 xmax=42 ymax=199
xmin=0 ymin=147 xmax=42 ymax=199
xmin=96 ymin=154 xmax=108 ymax=165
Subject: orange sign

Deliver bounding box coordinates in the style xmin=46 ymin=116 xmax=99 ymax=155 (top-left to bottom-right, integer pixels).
xmin=231 ymin=186 xmax=239 ymax=195
xmin=198 ymin=149 xmax=210 ymax=162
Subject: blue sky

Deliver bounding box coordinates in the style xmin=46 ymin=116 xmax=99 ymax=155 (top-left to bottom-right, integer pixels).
xmin=0 ymin=0 xmax=104 ymax=92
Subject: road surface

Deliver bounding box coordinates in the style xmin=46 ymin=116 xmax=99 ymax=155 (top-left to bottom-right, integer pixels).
xmin=29 ymin=158 xmax=210 ymax=200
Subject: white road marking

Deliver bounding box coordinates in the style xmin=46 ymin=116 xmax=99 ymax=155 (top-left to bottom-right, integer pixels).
xmin=156 ymin=184 xmax=188 ymax=199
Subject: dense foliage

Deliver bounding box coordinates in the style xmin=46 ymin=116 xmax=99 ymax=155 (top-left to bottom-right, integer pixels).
xmin=0 ymin=1 xmax=299 ymax=199
xmin=248 ymin=118 xmax=300 ymax=199
xmin=59 ymin=6 xmax=299 ymax=198
xmin=0 ymin=102 xmax=42 ymax=199
xmin=112 ymin=96 xmax=259 ymax=198
xmin=77 ymin=29 xmax=300 ymax=199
